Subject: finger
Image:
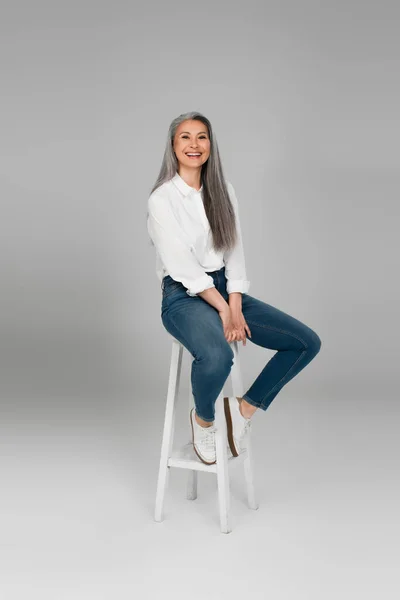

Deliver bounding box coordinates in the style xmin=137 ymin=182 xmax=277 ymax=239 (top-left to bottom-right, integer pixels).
xmin=236 ymin=330 xmax=245 ymax=345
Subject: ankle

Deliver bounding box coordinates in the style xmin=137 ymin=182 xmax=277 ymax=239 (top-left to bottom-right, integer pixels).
xmin=238 ymin=397 xmax=256 ymax=420
xmin=239 ymin=402 xmax=249 ymax=419
xmin=195 ymin=412 xmax=214 ymax=428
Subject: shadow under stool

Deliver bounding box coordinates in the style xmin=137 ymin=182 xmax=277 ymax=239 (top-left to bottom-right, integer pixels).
xmin=154 ymin=335 xmax=259 ymax=533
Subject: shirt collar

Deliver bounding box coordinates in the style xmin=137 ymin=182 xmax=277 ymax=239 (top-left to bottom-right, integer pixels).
xmin=171 ymin=172 xmax=203 ymax=196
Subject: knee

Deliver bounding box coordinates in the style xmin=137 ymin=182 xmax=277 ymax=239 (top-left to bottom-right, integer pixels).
xmin=215 ymin=345 xmax=235 ymax=371
xmin=308 ymin=330 xmax=322 ymax=355
xmin=199 ymin=345 xmax=234 ymax=374
xmin=221 ymin=345 xmax=235 ymax=369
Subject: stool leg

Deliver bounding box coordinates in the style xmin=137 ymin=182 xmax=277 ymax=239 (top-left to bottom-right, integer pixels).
xmin=155 ymin=340 xmax=183 ymax=522
xmin=215 ymin=390 xmax=232 ymax=533
xmin=231 ymin=341 xmax=259 ymax=511
xmin=243 ymin=430 xmax=259 ymax=510
xmin=187 ymin=370 xmax=198 ymax=501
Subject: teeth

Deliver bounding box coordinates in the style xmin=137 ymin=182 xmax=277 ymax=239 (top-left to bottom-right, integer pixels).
xmin=187 ymin=153 xmax=201 ymax=156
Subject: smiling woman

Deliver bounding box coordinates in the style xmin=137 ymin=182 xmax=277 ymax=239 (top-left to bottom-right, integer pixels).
xmin=146 ymin=110 xmax=322 ymax=466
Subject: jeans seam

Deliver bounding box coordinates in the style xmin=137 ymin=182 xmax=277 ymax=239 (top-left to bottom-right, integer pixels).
xmin=245 ymin=320 xmax=309 ymax=349
xmin=167 ymin=311 xmax=197 ymax=359
xmin=191 ymin=359 xmax=199 ymax=416
xmin=163 ymin=284 xmax=182 ymax=299
xmin=241 ymin=394 xmax=261 ymax=409
xmin=191 ymin=358 xmax=215 ymax=421
xmin=259 ymin=349 xmax=308 ymax=409
xmin=194 ymin=409 xmax=214 ymax=423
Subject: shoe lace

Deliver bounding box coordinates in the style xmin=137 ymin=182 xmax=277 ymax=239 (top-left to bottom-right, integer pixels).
xmin=240 ymin=419 xmax=252 ymax=441
xmin=199 ymin=425 xmax=216 ymax=451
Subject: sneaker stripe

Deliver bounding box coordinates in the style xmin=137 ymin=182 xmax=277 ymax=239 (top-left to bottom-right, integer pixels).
xmin=223 ymin=397 xmax=239 ymax=457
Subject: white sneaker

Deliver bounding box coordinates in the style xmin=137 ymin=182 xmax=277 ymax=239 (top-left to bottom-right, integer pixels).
xmin=190 ymin=408 xmax=217 ymax=465
xmin=224 ymin=396 xmax=252 ymax=457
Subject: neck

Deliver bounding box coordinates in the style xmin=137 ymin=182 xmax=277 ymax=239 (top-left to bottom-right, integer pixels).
xmin=178 ymin=167 xmax=202 ymax=191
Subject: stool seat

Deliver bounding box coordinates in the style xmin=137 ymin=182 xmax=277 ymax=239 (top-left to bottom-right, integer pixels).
xmin=154 ymin=335 xmax=259 ymax=533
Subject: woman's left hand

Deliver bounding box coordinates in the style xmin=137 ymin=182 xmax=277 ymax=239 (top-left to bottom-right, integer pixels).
xmin=230 ymin=307 xmax=252 ymax=346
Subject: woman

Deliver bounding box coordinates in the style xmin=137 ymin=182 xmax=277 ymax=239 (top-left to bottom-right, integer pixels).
xmin=147 ymin=111 xmax=321 ymax=466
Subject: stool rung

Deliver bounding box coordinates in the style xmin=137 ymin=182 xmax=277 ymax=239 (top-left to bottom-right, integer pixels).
xmin=168 ymin=442 xmax=248 ymax=473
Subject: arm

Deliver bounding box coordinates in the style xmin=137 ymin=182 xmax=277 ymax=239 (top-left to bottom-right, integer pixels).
xmin=147 ymin=193 xmax=216 ymax=296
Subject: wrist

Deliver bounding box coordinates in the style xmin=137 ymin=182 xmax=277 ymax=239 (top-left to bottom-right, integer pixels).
xmin=228 ymin=293 xmax=242 ymax=310
xmin=229 ymin=292 xmax=242 ymax=303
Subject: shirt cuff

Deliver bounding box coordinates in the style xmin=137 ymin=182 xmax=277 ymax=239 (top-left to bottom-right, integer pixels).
xmin=185 ymin=274 xmax=216 ymax=296
xmin=226 ymin=279 xmax=250 ymax=294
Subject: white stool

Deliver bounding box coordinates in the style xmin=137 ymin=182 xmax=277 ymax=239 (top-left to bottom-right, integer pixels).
xmin=154 ymin=335 xmax=259 ymax=533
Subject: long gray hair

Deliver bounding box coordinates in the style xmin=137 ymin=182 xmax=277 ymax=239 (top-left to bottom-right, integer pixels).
xmin=147 ymin=111 xmax=237 ymax=253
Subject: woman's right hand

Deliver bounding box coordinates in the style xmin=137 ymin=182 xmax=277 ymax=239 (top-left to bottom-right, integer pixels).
xmin=218 ymin=306 xmax=238 ymax=343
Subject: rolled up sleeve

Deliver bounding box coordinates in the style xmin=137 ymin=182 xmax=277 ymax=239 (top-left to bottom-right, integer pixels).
xmin=147 ymin=193 xmax=215 ymax=296
xmin=223 ymin=182 xmax=250 ymax=295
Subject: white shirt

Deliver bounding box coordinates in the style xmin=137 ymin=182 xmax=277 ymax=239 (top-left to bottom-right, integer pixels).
xmin=147 ymin=172 xmax=250 ymax=297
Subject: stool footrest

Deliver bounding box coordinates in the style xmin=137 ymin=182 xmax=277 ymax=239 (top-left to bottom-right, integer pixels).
xmin=168 ymin=442 xmax=248 ymax=473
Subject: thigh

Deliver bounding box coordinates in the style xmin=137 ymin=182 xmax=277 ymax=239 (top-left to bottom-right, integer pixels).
xmin=161 ymin=285 xmax=233 ymax=362
xmin=241 ymin=293 xmax=321 ymax=351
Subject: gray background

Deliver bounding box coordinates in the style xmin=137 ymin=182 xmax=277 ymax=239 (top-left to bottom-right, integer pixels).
xmin=1 ymin=1 xmax=399 ymax=598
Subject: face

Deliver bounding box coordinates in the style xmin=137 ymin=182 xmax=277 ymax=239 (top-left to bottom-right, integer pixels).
xmin=173 ymin=120 xmax=211 ymax=169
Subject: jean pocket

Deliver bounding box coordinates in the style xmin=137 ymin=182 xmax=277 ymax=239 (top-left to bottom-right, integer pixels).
xmin=162 ymin=279 xmax=183 ymax=299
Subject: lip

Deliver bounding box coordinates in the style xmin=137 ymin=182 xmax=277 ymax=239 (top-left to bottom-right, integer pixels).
xmin=185 ymin=152 xmax=202 ymax=155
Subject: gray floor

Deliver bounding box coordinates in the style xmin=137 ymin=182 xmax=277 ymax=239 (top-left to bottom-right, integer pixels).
xmin=1 ymin=390 xmax=398 ymax=600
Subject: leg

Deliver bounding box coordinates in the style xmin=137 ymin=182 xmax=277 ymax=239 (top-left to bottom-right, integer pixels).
xmin=240 ymin=294 xmax=322 ymax=411
xmin=161 ymin=288 xmax=234 ymax=423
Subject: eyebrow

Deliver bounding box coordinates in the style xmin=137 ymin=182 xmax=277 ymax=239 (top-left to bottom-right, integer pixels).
xmin=180 ymin=131 xmax=208 ymax=135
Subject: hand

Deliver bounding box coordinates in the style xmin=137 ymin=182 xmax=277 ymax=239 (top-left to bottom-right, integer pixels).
xmin=218 ymin=306 xmax=237 ymax=343
xmin=218 ymin=306 xmax=251 ymax=345
xmin=230 ymin=305 xmax=252 ymax=346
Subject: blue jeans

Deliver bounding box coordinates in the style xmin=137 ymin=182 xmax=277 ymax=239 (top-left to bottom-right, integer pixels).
xmin=161 ymin=266 xmax=322 ymax=423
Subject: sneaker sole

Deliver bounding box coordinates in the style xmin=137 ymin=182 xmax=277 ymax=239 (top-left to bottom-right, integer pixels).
xmin=190 ymin=408 xmax=216 ymax=465
xmin=224 ymin=397 xmax=239 ymax=457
